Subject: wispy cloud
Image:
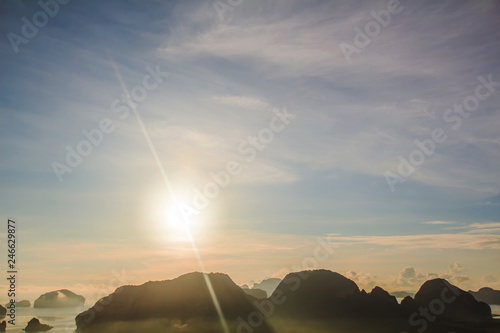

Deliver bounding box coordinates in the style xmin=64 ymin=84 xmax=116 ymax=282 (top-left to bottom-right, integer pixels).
xmin=421 ymin=221 xmax=457 ymax=225
xmin=211 ymin=95 xmax=270 ymax=110
xmin=327 ymin=222 xmax=500 ymax=250
xmin=1 ymin=0 xmax=499 ymax=299
xmin=473 ymin=201 xmax=500 ymax=207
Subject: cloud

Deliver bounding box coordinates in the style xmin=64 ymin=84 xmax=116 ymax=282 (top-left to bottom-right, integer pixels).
xmin=466 ymin=222 xmax=500 ymax=233
xmin=482 ymin=274 xmax=498 ymax=285
xmin=445 ymin=222 xmax=500 ymax=235
xmin=449 ymin=262 xmax=467 ymax=275
xmin=1 ymin=0 xmax=500 ymax=299
xmin=345 ymin=271 xmax=377 ymax=291
xmin=271 ymin=267 xmax=292 ymax=280
xmin=441 ymin=274 xmax=472 ymax=287
xmin=157 ymin=0 xmax=500 ymax=195
xmin=455 ymin=276 xmax=470 ymax=284
xmin=211 ymin=95 xmax=270 ymax=110
xmin=473 ymin=201 xmax=500 ymax=207
xmin=326 ymin=232 xmax=500 ymax=250
xmin=400 ymin=267 xmax=418 ymax=279
xmin=395 ymin=267 xmax=425 ymax=287
xmin=391 ymin=266 xmax=473 ymax=290
xmin=422 ymin=221 xmax=457 ymax=225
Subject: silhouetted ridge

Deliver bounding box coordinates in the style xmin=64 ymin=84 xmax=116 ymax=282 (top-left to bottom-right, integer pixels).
xmin=242 ymin=287 xmax=267 ymax=299
xmin=252 ymin=278 xmax=281 ymax=296
xmin=75 ymin=271 xmax=500 ymax=333
xmin=469 ymin=287 xmax=500 ymax=305
xmin=404 ymin=278 xmax=491 ymax=321
xmin=363 ymin=286 xmax=401 ymax=317
xmin=271 ymin=269 xmax=365 ymax=318
xmin=76 ymin=272 xmax=274 ymax=333
xmin=4 ymin=300 xmax=30 ymax=308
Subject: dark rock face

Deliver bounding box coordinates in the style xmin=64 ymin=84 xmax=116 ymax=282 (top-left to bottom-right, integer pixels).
xmin=0 ymin=321 xmax=5 ymax=332
xmin=369 ymin=286 xmax=398 ymax=304
xmin=404 ymin=278 xmax=491 ymax=321
xmin=243 ymin=288 xmax=267 ymax=299
xmin=270 ymin=269 xmax=363 ymax=318
xmin=74 ymin=270 xmax=499 ymax=333
xmin=469 ymin=287 xmax=500 ymax=305
xmin=24 ymin=318 xmax=53 ymax=332
xmin=271 ymin=270 xmax=405 ymax=320
xmin=76 ymin=272 xmax=274 ymax=333
xmin=0 ymin=305 xmax=5 ymax=316
xmin=400 ymin=295 xmax=417 ymax=313
xmin=364 ymin=286 xmax=401 ymax=317
xmin=271 ymin=271 xmax=495 ymax=328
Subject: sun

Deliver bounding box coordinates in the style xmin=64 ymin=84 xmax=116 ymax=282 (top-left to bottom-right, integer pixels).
xmin=144 ymin=183 xmax=217 ymax=244
xmin=168 ymin=201 xmax=195 ymax=229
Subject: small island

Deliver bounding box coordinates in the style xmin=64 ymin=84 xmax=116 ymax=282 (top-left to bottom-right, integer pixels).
xmin=469 ymin=287 xmax=500 ymax=305
xmin=24 ymin=318 xmax=53 ymax=332
xmin=4 ymin=300 xmax=30 ymax=308
xmin=34 ymin=289 xmax=85 ymax=308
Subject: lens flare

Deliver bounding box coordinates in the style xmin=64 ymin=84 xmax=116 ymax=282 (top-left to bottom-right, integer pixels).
xmin=108 ymin=54 xmax=229 ymax=333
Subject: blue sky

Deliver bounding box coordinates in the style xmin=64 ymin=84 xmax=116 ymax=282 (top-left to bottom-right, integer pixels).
xmin=1 ymin=0 xmax=499 ymax=301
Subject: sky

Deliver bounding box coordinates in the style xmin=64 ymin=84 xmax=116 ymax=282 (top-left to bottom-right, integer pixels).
xmin=0 ymin=0 xmax=499 ymax=303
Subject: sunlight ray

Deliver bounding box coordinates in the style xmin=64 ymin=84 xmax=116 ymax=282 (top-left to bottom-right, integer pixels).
xmin=108 ymin=55 xmax=230 ymax=333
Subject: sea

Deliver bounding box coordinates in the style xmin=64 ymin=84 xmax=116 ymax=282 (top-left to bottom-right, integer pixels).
xmin=494 ymin=304 xmax=500 ymax=318
xmin=3 ymin=304 xmax=500 ymax=332
xmin=3 ymin=306 xmax=85 ymax=333
xmin=395 ymin=298 xmax=500 ymax=320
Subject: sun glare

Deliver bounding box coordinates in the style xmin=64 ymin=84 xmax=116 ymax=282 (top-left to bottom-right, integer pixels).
xmin=168 ymin=201 xmax=194 ymax=229
xmin=144 ymin=180 xmax=220 ymax=246
xmin=160 ymin=194 xmax=206 ymax=243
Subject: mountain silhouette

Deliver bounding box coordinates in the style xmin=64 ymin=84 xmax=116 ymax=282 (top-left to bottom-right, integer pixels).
xmin=4 ymin=300 xmax=30 ymax=308
xmin=24 ymin=317 xmax=53 ymax=332
xmin=74 ymin=270 xmax=500 ymax=333
xmin=242 ymin=287 xmax=267 ymax=299
xmin=269 ymin=269 xmax=402 ymax=319
xmin=404 ymin=278 xmax=492 ymax=321
xmin=390 ymin=291 xmax=415 ymax=298
xmin=469 ymin=287 xmax=500 ymax=305
xmin=252 ymin=278 xmax=281 ymax=296
xmin=75 ymin=272 xmax=274 ymax=333
xmin=398 ymin=278 xmax=497 ymax=333
xmin=34 ymin=289 xmax=84 ymax=308
xmin=270 ymin=269 xmax=360 ymax=318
